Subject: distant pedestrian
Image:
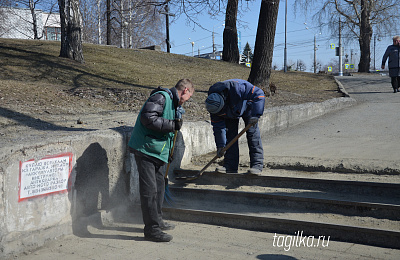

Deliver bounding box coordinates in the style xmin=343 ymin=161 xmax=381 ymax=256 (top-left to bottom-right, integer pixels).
xmin=128 ymin=79 xmax=194 ymax=242
xmin=381 ymin=35 xmax=400 ymax=93
xmin=205 ymin=79 xmax=265 ymax=174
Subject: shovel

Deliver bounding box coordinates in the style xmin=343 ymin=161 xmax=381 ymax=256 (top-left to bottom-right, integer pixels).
xmin=175 ymin=123 xmax=254 ymax=181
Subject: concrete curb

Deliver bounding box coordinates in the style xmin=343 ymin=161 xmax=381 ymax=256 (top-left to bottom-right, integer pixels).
xmin=334 ymin=76 xmax=350 ymax=97
xmin=265 ymin=156 xmax=400 ymax=175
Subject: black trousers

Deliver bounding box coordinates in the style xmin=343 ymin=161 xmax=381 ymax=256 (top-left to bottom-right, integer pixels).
xmin=391 ymin=76 xmax=400 ymax=90
xmin=134 ymin=151 xmax=166 ymax=236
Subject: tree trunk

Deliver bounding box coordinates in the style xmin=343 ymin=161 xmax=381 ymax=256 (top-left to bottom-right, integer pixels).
xmin=222 ymin=0 xmax=239 ymax=63
xmin=248 ymin=0 xmax=280 ymax=89
xmin=59 ymin=0 xmax=84 ymax=63
xmin=358 ymin=0 xmax=372 ymax=72
xmin=29 ymin=0 xmax=38 ymax=39
xmin=106 ymin=0 xmax=111 ymax=45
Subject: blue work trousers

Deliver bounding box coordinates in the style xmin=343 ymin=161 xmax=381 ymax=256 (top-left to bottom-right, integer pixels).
xmin=224 ymin=117 xmax=264 ymax=171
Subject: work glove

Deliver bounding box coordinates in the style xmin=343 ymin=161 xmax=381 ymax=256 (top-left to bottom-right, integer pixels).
xmin=174 ymin=118 xmax=183 ymax=131
xmin=248 ymin=117 xmax=259 ymax=126
xmin=217 ymin=147 xmax=226 ymax=158
xmin=176 ymin=106 xmax=185 ymax=119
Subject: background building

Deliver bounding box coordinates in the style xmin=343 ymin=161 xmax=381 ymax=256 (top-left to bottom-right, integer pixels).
xmin=0 ymin=7 xmax=60 ymax=40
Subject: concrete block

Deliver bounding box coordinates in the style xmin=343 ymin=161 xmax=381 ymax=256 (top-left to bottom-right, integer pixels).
xmin=0 ymin=130 xmax=131 ymax=258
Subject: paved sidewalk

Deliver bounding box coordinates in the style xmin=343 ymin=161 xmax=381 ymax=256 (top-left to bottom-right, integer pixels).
xmin=11 ymin=219 xmax=400 ymax=260
xmin=253 ymin=74 xmax=400 ymax=174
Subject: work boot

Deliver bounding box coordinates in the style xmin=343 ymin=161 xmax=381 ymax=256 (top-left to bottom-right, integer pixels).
xmin=215 ymin=166 xmax=237 ymax=174
xmin=246 ymin=168 xmax=262 ymax=175
xmin=144 ymin=232 xmax=173 ymax=242
xmin=160 ymin=221 xmax=175 ymax=231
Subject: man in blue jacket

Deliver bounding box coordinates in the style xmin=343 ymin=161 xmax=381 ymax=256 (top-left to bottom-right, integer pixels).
xmin=128 ymin=79 xmax=194 ymax=242
xmin=382 ymin=36 xmax=400 ymax=93
xmin=205 ymin=79 xmax=265 ymax=174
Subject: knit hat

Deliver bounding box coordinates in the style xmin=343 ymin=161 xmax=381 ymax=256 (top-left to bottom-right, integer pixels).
xmin=205 ymin=93 xmax=224 ymax=114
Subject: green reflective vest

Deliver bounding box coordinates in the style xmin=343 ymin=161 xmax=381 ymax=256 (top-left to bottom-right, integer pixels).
xmin=128 ymin=91 xmax=175 ymax=163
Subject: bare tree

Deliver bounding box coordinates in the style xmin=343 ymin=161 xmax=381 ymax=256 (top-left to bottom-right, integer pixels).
xmin=295 ymin=0 xmax=400 ymax=73
xmin=248 ymin=0 xmax=280 ymax=89
xmin=324 ymin=58 xmax=340 ymax=73
xmin=79 ymin=0 xmax=165 ymax=48
xmin=59 ymin=0 xmax=84 ymax=62
xmin=168 ymin=0 xmax=252 ymax=59
xmin=296 ymin=59 xmax=307 ymax=71
xmin=79 ymin=0 xmax=99 ymax=43
xmin=310 ymin=59 xmax=323 ymax=72
xmin=111 ymin=0 xmax=164 ymax=48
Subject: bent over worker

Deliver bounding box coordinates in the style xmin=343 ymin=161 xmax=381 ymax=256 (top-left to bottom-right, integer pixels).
xmin=128 ymin=79 xmax=194 ymax=242
xmin=205 ymin=79 xmax=265 ymax=175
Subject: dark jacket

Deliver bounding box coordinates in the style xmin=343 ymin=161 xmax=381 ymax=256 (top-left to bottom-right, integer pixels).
xmin=139 ymin=87 xmax=180 ymax=133
xmin=128 ymin=87 xmax=179 ymax=162
xmin=208 ymin=79 xmax=265 ymax=148
xmin=382 ymin=44 xmax=400 ymax=77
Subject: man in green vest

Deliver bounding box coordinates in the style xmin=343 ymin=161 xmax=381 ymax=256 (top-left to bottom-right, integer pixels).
xmin=128 ymin=79 xmax=194 ymax=242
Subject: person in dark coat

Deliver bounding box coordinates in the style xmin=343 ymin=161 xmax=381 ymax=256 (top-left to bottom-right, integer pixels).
xmin=128 ymin=79 xmax=194 ymax=242
xmin=205 ymin=79 xmax=265 ymax=174
xmin=382 ymin=36 xmax=400 ymax=93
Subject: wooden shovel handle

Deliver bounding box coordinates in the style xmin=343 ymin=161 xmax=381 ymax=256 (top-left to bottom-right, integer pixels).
xmin=196 ymin=123 xmax=255 ymax=177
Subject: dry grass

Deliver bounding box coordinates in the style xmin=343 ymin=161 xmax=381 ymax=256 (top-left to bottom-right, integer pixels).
xmin=0 ymin=38 xmax=343 ymax=122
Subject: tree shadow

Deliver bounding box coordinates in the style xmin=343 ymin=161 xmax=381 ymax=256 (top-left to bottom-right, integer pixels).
xmin=0 ymin=45 xmax=154 ymax=91
xmin=0 ymin=107 xmax=96 ymax=131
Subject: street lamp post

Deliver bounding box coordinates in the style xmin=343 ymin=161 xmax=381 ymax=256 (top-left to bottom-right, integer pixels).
xmin=188 ymin=38 xmax=195 ymax=57
xmin=306 ymin=24 xmax=321 ymax=73
xmin=212 ymin=24 xmax=224 ymax=59
xmin=373 ymin=34 xmax=381 ymax=71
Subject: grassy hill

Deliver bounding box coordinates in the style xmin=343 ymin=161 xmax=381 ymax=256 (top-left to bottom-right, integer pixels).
xmin=0 ymin=38 xmax=342 ymax=121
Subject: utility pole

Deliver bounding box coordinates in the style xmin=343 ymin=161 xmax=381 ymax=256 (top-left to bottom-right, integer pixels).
xmin=314 ymin=34 xmax=317 ymax=73
xmin=338 ymin=18 xmax=343 ymax=76
xmin=212 ymin=30 xmax=215 ymax=57
xmin=283 ymin=0 xmax=287 ymax=72
xmin=159 ymin=3 xmax=174 ymax=53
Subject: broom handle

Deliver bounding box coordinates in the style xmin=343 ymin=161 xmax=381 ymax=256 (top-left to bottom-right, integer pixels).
xmin=165 ymin=130 xmax=178 ymax=178
xmin=197 ymin=123 xmax=254 ymax=177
